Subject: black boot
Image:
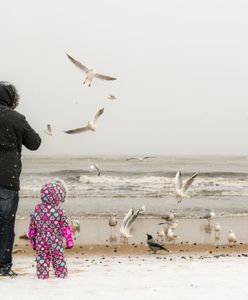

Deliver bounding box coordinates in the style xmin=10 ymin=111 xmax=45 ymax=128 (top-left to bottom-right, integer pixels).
xmin=0 ymin=266 xmax=18 ymax=277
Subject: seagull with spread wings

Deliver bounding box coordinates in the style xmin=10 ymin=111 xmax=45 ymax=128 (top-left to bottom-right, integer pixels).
xmin=64 ymin=108 xmax=104 ymax=134
xmin=66 ymin=53 xmax=117 ymax=87
xmin=175 ymin=170 xmax=199 ymax=203
xmin=126 ymin=156 xmax=156 ymax=162
xmin=120 ymin=205 xmax=145 ymax=244
xmin=89 ymin=161 xmax=101 ymax=176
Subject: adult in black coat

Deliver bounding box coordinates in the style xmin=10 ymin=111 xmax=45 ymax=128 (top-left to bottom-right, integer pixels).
xmin=0 ymin=81 xmax=41 ymax=276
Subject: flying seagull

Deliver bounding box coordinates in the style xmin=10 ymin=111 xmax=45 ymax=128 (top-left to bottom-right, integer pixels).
xmin=126 ymin=156 xmax=156 ymax=162
xmin=161 ymin=211 xmax=175 ymax=222
xmin=201 ymin=210 xmax=215 ymax=225
xmin=44 ymin=124 xmax=52 ymax=136
xmin=146 ymin=234 xmax=170 ymax=254
xmin=108 ymin=94 xmax=117 ymax=100
xmin=175 ymin=170 xmax=199 ymax=203
xmin=64 ymin=108 xmax=104 ymax=134
xmin=89 ymin=162 xmax=101 ymax=176
xmin=66 ymin=53 xmax=117 ymax=87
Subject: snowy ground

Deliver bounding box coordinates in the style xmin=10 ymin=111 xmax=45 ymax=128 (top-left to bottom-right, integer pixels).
xmin=1 ymin=256 xmax=248 ymax=300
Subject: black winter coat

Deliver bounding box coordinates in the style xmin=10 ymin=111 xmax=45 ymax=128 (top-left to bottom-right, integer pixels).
xmin=0 ymin=85 xmax=41 ymax=191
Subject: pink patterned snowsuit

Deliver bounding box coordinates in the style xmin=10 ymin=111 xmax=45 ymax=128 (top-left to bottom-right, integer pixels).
xmin=28 ymin=181 xmax=74 ymax=279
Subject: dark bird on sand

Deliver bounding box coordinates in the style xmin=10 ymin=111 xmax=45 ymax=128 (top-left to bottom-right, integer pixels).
xmin=146 ymin=234 xmax=170 ymax=254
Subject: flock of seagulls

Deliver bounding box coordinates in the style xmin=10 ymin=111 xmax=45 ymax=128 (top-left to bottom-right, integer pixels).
xmin=44 ymin=53 xmax=117 ymax=136
xmin=106 ymin=206 xmax=238 ymax=252
xmin=41 ymin=53 xmax=238 ymax=253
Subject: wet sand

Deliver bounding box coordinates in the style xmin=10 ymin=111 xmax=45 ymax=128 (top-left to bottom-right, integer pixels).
xmin=13 ymin=242 xmax=248 ymax=257
xmin=15 ymin=215 xmax=248 ymax=245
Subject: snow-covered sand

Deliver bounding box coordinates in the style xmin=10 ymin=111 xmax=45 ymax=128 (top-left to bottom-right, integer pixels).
xmin=1 ymin=256 xmax=248 ymax=300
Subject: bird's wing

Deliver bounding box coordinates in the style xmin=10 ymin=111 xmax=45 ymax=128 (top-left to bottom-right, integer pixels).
xmin=64 ymin=125 xmax=90 ymax=134
xmin=122 ymin=208 xmax=134 ymax=227
xmin=148 ymin=240 xmax=169 ymax=252
xmin=126 ymin=158 xmax=137 ymax=161
xmin=125 ymin=209 xmax=139 ymax=229
xmin=182 ymin=172 xmax=199 ymax=192
xmin=94 ymin=73 xmax=117 ymax=80
xmin=93 ymin=108 xmax=104 ymax=123
xmin=125 ymin=206 xmax=144 ymax=229
xmin=175 ymin=171 xmax=183 ymax=189
xmin=66 ymin=53 xmax=89 ymax=72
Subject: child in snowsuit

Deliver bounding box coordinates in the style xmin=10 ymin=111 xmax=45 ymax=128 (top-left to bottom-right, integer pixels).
xmin=28 ymin=180 xmax=74 ymax=279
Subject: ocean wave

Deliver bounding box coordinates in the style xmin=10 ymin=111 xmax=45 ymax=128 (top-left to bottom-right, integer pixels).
xmin=19 ymin=170 xmax=248 ymax=199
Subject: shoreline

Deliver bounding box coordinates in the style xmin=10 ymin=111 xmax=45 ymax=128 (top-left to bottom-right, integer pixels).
xmin=13 ymin=243 xmax=248 ymax=257
xmin=15 ymin=215 xmax=248 ymax=245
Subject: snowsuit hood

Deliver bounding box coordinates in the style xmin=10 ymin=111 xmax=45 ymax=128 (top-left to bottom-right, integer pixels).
xmin=40 ymin=181 xmax=67 ymax=205
xmin=0 ymin=81 xmax=19 ymax=109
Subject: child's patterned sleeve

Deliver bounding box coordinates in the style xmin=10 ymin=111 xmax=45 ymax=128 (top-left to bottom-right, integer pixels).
xmin=27 ymin=214 xmax=37 ymax=250
xmin=60 ymin=209 xmax=74 ymax=249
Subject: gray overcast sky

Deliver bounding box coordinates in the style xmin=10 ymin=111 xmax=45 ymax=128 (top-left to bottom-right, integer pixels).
xmin=1 ymin=0 xmax=248 ymax=155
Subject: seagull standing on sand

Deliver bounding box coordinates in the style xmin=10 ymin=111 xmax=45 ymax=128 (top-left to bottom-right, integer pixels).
xmin=66 ymin=53 xmax=117 ymax=87
xmin=147 ymin=234 xmax=170 ymax=254
xmin=44 ymin=124 xmax=52 ymax=136
xmin=120 ymin=205 xmax=145 ymax=244
xmin=64 ymin=108 xmax=104 ymax=134
xmin=214 ymin=222 xmax=221 ymax=238
xmin=157 ymin=227 xmax=166 ymax=243
xmin=166 ymin=227 xmax=179 ymax=243
xmin=175 ymin=170 xmax=199 ymax=203
xmin=228 ymin=230 xmax=237 ymax=243
xmin=109 ymin=213 xmax=118 ymax=234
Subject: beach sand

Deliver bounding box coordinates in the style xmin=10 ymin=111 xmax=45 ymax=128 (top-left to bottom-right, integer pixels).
xmin=7 ymin=215 xmax=248 ymax=299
